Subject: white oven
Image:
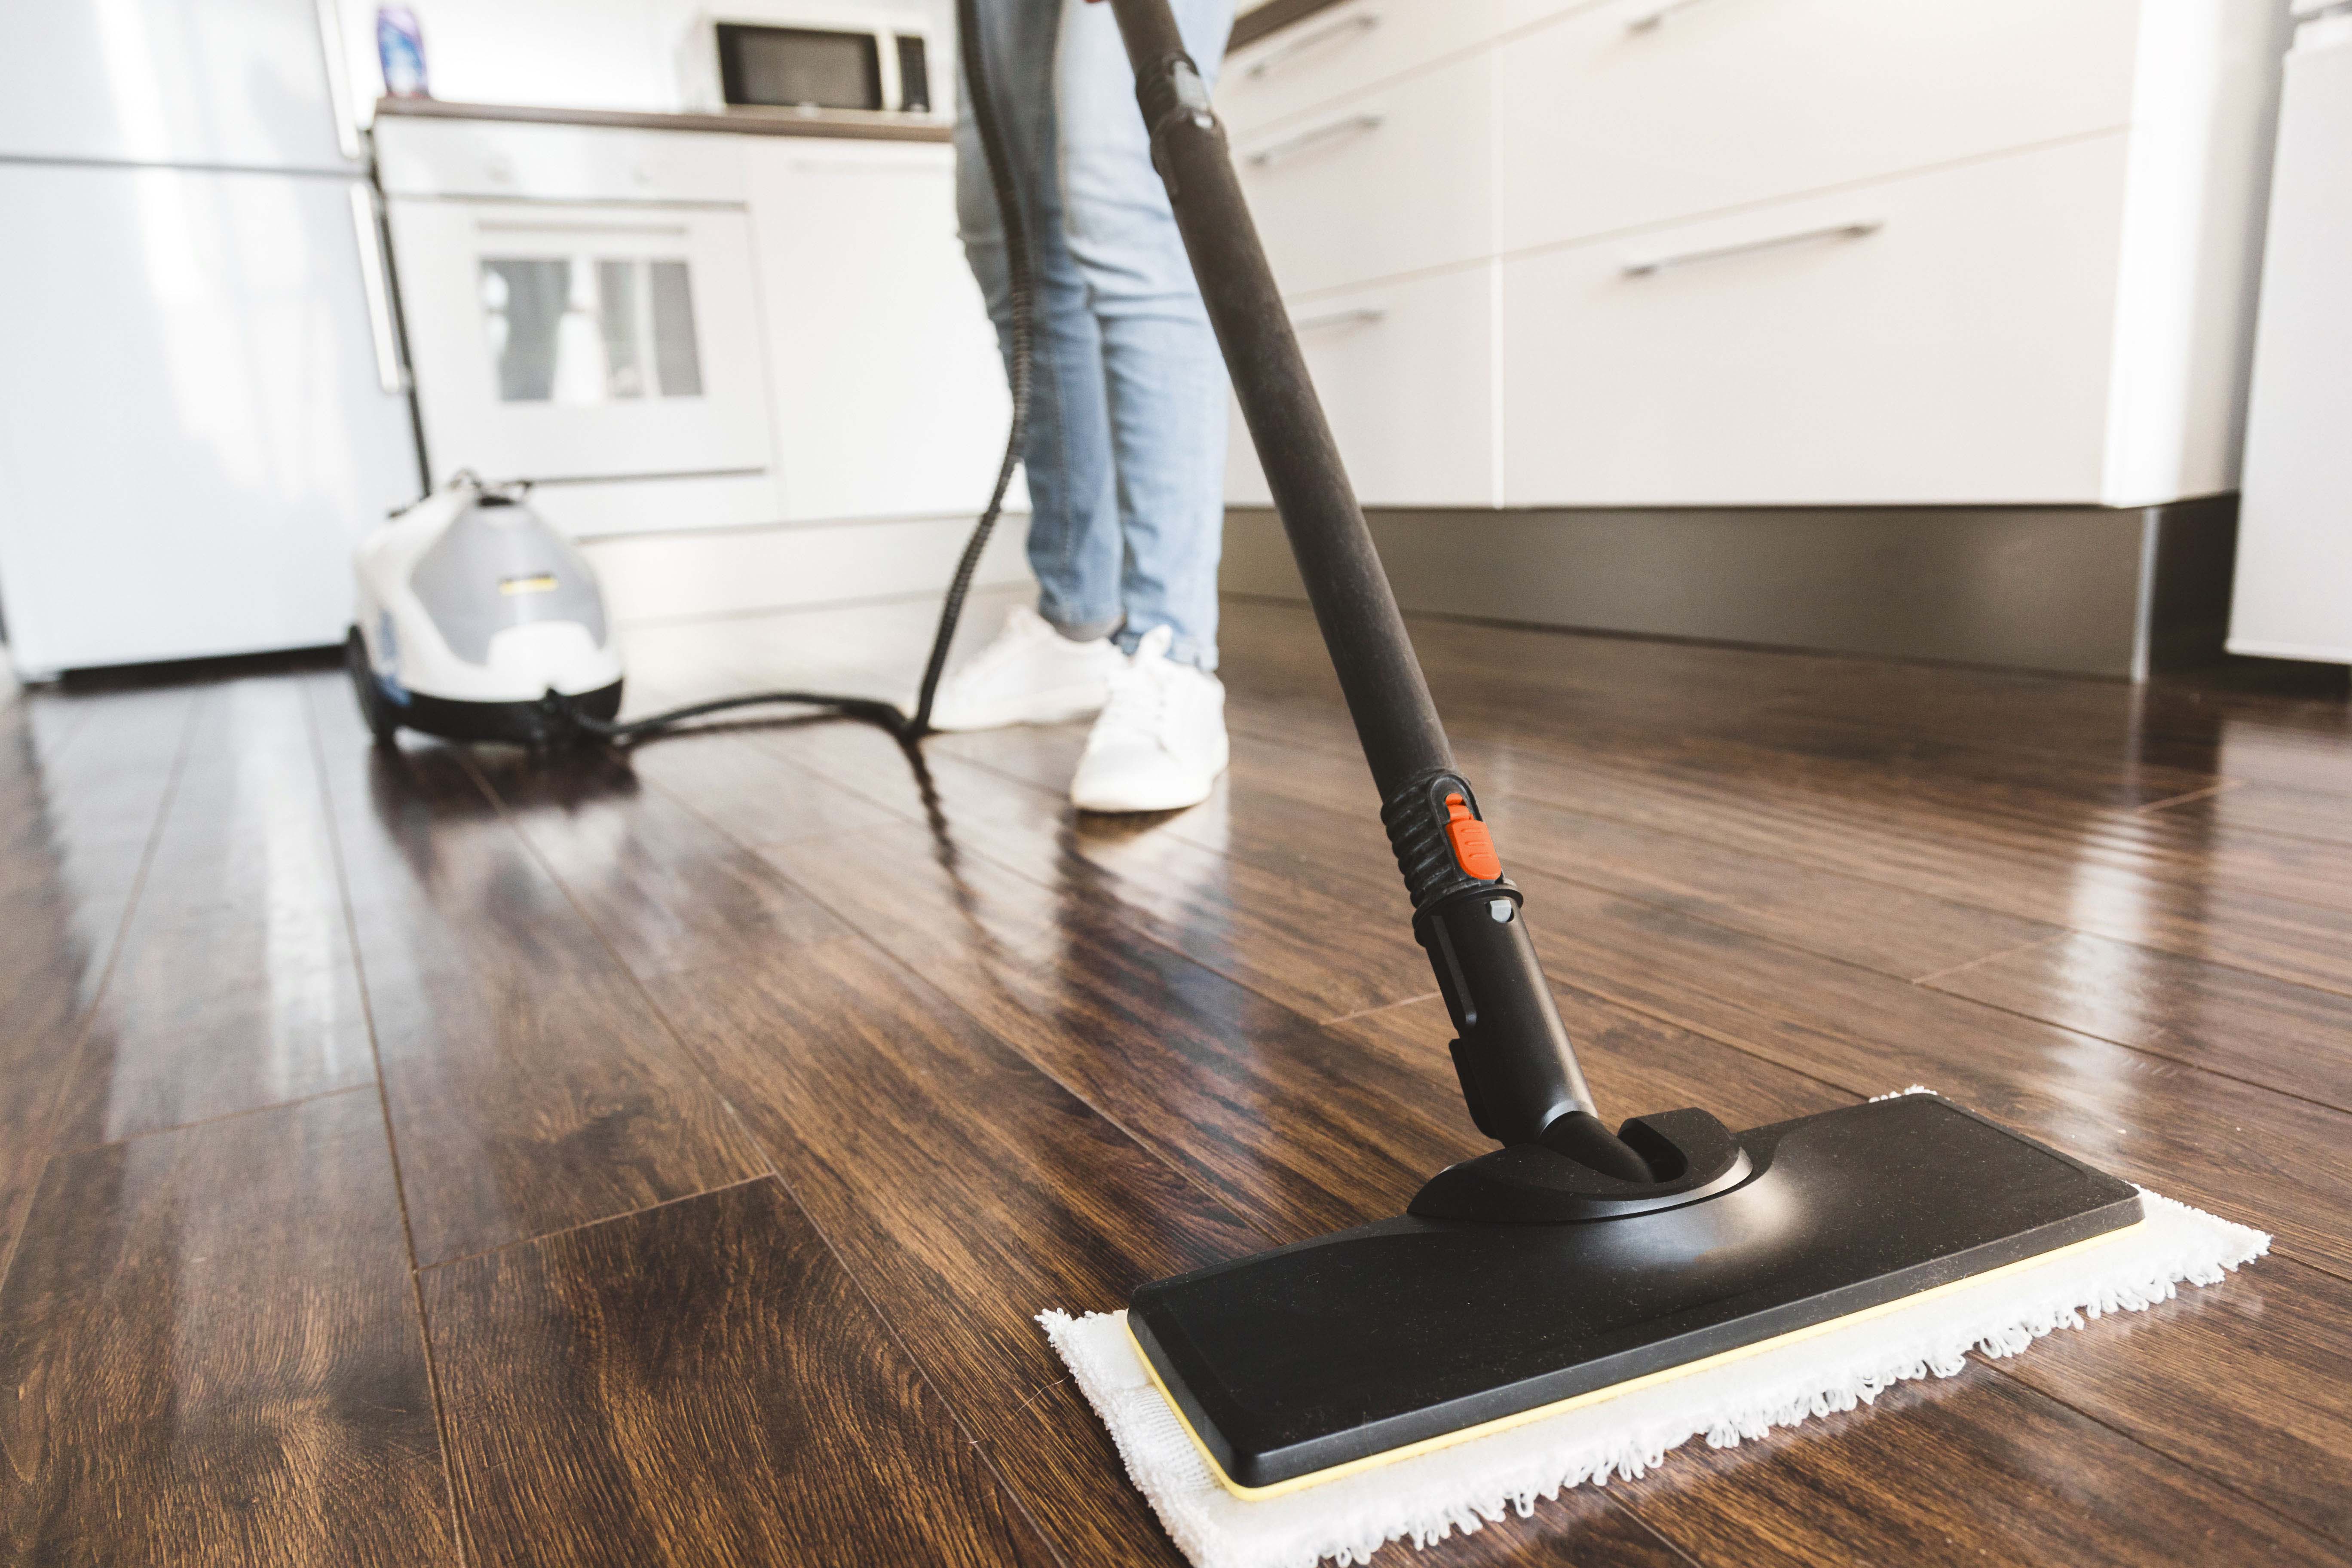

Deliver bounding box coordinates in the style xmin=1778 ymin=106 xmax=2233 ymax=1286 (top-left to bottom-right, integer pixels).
xmin=375 ymin=114 xmax=778 ymax=538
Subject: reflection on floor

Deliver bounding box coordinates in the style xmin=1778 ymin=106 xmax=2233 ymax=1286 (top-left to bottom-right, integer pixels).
xmin=2 ymin=594 xmax=2349 ymax=1566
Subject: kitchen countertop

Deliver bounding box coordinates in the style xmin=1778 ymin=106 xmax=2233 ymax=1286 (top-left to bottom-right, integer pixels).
xmin=371 ymin=97 xmax=952 ymax=143
xmin=1231 ymin=0 xmax=1348 ymax=50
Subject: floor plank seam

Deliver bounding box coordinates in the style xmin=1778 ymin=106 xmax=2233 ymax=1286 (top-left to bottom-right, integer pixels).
xmin=1904 ymin=981 xmax=2352 ymax=1121
xmin=1317 ymin=991 xmax=1446 ymax=1027
xmin=412 ymin=1173 xmax=778 ymax=1276
xmin=1906 ymin=935 xmax=2073 ymax=988
xmin=302 ymin=678 xmax=473 ymax=1568
xmin=45 ymin=1082 xmax=377 ymax=1158
xmin=2133 ymin=781 xmax=2245 ymax=815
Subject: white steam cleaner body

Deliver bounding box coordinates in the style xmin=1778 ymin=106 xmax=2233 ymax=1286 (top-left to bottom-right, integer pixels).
xmin=346 ymin=477 xmax=624 ymax=744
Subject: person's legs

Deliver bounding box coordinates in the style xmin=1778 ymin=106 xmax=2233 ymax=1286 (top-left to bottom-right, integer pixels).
xmin=1055 ymin=0 xmax=1237 ymax=674
xmin=956 ymin=0 xmax=1121 ymax=643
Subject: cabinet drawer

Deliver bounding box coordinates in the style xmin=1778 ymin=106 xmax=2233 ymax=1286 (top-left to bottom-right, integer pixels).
xmin=1236 ymin=50 xmax=1491 ymax=296
xmin=1221 ymin=0 xmax=1516 ymax=135
xmin=1494 ymin=0 xmax=2138 ymax=254
xmin=375 ymin=117 xmax=748 ymax=204
xmin=1501 ymin=136 xmax=2128 ymax=507
xmin=1228 ymin=262 xmax=1496 ymax=507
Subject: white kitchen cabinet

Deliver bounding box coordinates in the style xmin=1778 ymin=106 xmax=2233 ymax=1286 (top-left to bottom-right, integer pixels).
xmin=1228 ymin=261 xmax=1498 ymax=506
xmin=1221 ymin=0 xmax=1515 ymax=134
xmin=1235 ymin=49 xmax=1493 ymax=297
xmin=743 ymin=137 xmax=1015 ymax=523
xmin=1501 ymin=136 xmax=2126 ymax=506
xmin=1492 ymin=0 xmax=2141 ymax=255
xmin=1228 ymin=0 xmax=2287 ymax=512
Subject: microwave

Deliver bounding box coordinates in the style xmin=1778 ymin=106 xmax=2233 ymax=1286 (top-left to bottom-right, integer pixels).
xmin=715 ymin=21 xmax=937 ymax=115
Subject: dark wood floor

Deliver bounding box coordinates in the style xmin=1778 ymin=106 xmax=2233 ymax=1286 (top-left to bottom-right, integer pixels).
xmin=4 ymin=593 xmax=2349 ymax=1566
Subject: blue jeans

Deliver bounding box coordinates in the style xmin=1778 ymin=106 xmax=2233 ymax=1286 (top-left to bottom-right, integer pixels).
xmin=957 ymin=0 xmax=1236 ymax=672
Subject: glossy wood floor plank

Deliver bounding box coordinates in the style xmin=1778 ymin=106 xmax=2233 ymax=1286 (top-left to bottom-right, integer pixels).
xmin=1222 ymin=693 xmax=2352 ymax=999
xmin=423 ymin=1176 xmax=1053 ymax=1568
xmin=639 ymin=933 xmax=1265 ymax=1568
xmin=309 ymin=681 xmax=765 ymax=1266
xmin=1121 ymin=726 xmax=2068 ymax=984
xmin=0 ymin=1090 xmax=456 ymax=1565
xmin=1615 ymin=1368 xmax=2345 ymax=1567
xmin=2001 ymin=1251 xmax=2352 ymax=1547
xmin=1502 ymin=865 xmax=2352 ymax=1274
xmin=463 ymin=741 xmax=849 ymax=980
xmin=622 ymin=725 xmax=907 ymax=850
xmin=52 ymin=680 xmax=374 ymax=1147
xmin=0 ymin=688 xmax=193 ymax=1271
xmin=2149 ymin=780 xmax=2352 ymax=848
xmin=752 ymin=720 xmax=1437 ymax=1022
xmin=1926 ymin=929 xmax=2352 ymax=1112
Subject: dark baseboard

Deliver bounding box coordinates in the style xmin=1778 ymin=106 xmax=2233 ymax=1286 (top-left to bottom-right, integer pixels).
xmin=1221 ymin=498 xmax=2242 ymax=681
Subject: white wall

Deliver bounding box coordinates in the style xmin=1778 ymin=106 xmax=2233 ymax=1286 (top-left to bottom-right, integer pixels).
xmin=332 ymin=0 xmax=955 ymax=119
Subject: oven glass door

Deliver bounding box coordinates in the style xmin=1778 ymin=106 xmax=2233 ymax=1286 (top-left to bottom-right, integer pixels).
xmin=391 ymin=199 xmax=775 ymax=491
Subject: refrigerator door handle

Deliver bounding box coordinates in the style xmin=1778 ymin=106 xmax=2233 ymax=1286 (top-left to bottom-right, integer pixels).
xmin=350 ymin=185 xmax=411 ymax=394
xmin=312 ymin=0 xmax=364 ymax=162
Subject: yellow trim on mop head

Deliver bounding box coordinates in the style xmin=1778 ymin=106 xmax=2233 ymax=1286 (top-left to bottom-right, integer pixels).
xmin=1129 ymin=1217 xmax=2146 ymax=1502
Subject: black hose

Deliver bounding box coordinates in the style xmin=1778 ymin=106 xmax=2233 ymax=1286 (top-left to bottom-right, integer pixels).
xmin=561 ymin=0 xmax=1032 ymax=748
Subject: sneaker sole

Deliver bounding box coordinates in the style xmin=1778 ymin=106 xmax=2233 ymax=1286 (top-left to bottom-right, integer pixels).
xmin=924 ymin=689 xmax=1109 ymax=733
xmin=1069 ymin=748 xmax=1230 ymax=815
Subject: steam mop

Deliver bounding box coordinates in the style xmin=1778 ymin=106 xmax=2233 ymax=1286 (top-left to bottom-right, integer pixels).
xmin=1030 ymin=3 xmax=2268 ymax=1564
xmin=347 ymin=475 xmax=625 ymax=746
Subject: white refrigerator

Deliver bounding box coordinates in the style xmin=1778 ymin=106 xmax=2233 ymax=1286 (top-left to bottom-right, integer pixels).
xmin=0 ymin=0 xmax=420 ymax=678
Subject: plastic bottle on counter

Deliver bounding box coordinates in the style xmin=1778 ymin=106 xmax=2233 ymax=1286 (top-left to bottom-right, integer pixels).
xmin=377 ymin=5 xmax=430 ymax=99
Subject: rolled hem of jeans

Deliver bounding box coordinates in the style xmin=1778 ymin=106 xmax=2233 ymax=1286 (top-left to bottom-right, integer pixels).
xmin=1044 ymin=609 xmax=1123 ymax=645
xmin=1116 ymin=628 xmax=1219 ymax=674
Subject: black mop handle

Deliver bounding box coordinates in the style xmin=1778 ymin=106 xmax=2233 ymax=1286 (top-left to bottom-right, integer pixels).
xmin=1104 ymin=0 xmax=1647 ymax=1176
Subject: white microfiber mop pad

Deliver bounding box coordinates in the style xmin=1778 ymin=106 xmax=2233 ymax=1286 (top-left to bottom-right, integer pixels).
xmin=1038 ymin=1165 xmax=2266 ymax=1568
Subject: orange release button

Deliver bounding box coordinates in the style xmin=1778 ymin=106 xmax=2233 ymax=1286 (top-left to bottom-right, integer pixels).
xmin=1443 ymin=793 xmax=1502 ymax=880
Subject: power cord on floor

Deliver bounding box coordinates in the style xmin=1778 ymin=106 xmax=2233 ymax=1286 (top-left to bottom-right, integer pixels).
xmin=550 ymin=0 xmax=1032 ymax=750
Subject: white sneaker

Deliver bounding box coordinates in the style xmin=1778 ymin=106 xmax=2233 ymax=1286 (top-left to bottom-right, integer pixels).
xmin=1069 ymin=626 xmax=1230 ymax=813
xmin=925 ymin=604 xmax=1122 ymax=732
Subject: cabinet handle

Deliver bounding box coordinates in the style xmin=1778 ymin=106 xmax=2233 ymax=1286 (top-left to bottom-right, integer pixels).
xmin=1291 ymin=307 xmax=1387 ymax=331
xmin=1244 ymin=12 xmax=1381 ymax=80
xmin=1626 ymin=0 xmax=1726 ymax=31
xmin=1246 ymin=113 xmax=1384 ymax=168
xmin=349 ymin=185 xmax=411 ymax=394
xmin=1622 ymin=218 xmax=1882 ymax=277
